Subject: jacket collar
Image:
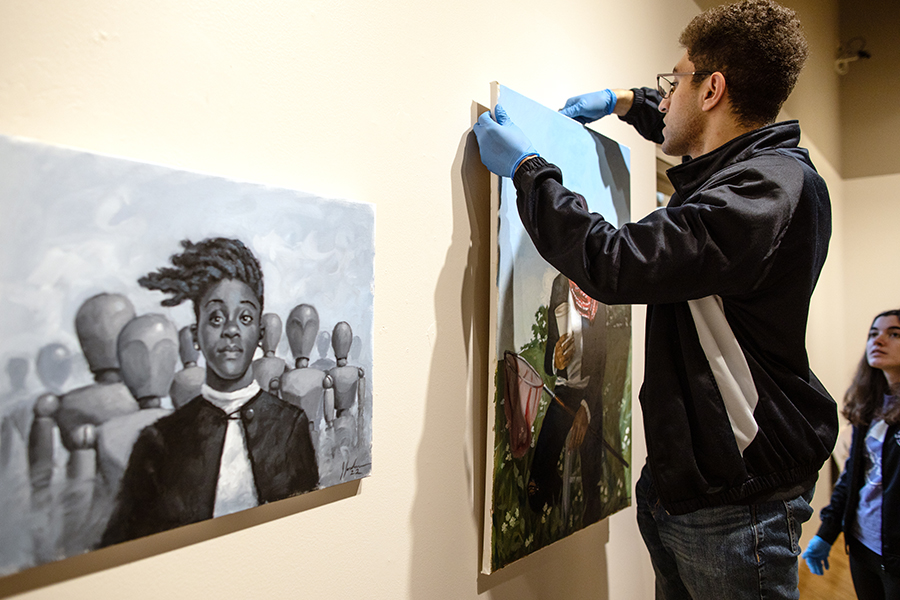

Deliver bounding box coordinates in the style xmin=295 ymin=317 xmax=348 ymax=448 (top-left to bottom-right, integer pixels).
xmin=666 ymin=120 xmax=808 ymax=204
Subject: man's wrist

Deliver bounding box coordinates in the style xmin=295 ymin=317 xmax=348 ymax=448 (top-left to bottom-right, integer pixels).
xmin=612 ymin=89 xmax=634 ymax=117
xmin=513 ymin=153 xmax=539 ymax=176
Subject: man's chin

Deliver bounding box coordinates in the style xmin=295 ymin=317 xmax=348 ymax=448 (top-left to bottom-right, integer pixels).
xmin=660 ymin=140 xmax=685 ymax=158
xmin=660 ymin=137 xmax=675 ymax=156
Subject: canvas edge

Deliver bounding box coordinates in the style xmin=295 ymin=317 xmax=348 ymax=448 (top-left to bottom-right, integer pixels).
xmin=480 ymin=80 xmax=502 ymax=576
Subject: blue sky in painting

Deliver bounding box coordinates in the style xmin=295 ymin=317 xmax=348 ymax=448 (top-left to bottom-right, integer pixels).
xmin=495 ymin=85 xmax=630 ymax=353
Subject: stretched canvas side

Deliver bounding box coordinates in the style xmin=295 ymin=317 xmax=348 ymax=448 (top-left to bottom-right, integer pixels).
xmin=482 ymin=84 xmax=633 ymax=574
xmin=480 ymin=81 xmax=503 ymax=575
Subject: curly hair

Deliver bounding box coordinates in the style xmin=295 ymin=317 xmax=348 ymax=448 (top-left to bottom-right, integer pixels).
xmin=843 ymin=309 xmax=900 ymax=427
xmin=679 ymin=0 xmax=808 ymax=127
xmin=139 ymin=237 xmax=264 ymax=318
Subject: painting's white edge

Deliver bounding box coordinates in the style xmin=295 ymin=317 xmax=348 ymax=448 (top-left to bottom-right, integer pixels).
xmin=480 ymin=81 xmax=502 ymax=575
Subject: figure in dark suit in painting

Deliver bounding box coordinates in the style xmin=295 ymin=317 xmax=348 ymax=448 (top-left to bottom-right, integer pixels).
xmin=102 ymin=238 xmax=318 ymax=546
xmin=528 ymin=273 xmax=608 ymax=525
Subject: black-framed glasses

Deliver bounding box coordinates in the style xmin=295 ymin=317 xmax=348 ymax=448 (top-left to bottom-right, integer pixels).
xmin=656 ymin=71 xmax=713 ymax=98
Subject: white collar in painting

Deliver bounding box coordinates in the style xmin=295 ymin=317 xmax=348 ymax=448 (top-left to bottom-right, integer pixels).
xmin=201 ymin=380 xmax=261 ymax=416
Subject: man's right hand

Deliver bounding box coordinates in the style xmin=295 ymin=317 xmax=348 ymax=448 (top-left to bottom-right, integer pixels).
xmin=559 ymin=89 xmax=617 ymax=124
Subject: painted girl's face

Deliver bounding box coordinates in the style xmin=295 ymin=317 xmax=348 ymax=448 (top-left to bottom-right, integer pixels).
xmin=866 ymin=315 xmax=900 ymax=381
xmin=195 ymin=278 xmax=263 ymax=389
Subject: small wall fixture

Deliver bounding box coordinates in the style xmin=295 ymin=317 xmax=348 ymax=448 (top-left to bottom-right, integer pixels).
xmin=835 ymin=37 xmax=871 ymax=75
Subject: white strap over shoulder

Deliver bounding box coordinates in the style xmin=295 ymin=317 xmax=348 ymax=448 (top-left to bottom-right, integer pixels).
xmin=688 ymin=295 xmax=759 ymax=454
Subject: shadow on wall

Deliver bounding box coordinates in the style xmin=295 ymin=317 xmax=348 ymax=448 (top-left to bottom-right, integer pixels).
xmin=405 ymin=100 xmax=611 ymax=600
xmin=0 ymin=479 xmax=358 ymax=599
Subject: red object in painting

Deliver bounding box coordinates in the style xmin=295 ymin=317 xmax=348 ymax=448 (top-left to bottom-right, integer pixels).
xmin=503 ymin=352 xmax=543 ymax=458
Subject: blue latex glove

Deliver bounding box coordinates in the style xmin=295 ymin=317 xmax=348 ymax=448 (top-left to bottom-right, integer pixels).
xmin=473 ymin=104 xmax=537 ymax=179
xmin=801 ymin=535 xmax=832 ymax=576
xmin=559 ymin=89 xmax=617 ymax=124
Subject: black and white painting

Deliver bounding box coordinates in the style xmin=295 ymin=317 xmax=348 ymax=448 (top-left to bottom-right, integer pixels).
xmin=0 ymin=134 xmax=374 ymax=575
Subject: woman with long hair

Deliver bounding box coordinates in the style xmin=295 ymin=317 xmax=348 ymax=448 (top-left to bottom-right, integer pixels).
xmin=803 ymin=309 xmax=900 ymax=598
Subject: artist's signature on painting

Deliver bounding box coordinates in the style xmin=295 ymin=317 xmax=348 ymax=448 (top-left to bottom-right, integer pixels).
xmin=341 ymin=457 xmax=371 ymax=479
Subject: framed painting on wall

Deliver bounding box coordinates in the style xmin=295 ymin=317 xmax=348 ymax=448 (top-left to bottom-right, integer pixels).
xmin=482 ymin=84 xmax=632 ymax=573
xmin=0 ymin=134 xmax=374 ymax=576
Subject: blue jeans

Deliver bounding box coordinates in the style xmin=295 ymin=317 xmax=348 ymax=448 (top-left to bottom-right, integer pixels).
xmin=636 ymin=464 xmax=814 ymax=600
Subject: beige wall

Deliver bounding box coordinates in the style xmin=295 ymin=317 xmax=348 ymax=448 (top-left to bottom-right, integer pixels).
xmin=839 ymin=0 xmax=900 ymax=179
xmin=842 ymin=173 xmax=900 ymax=372
xmin=0 ymin=0 xmax=859 ymax=599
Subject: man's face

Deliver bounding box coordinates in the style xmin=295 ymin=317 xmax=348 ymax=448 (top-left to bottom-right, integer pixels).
xmin=195 ymin=278 xmax=262 ymax=387
xmin=658 ymin=53 xmax=706 ymax=158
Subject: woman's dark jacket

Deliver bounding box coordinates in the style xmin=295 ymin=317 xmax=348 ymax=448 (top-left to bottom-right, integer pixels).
xmin=817 ymin=419 xmax=900 ymax=576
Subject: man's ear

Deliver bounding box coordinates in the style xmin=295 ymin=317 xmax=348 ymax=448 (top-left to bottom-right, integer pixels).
xmin=190 ymin=324 xmax=200 ymax=350
xmin=701 ymin=71 xmax=727 ymax=112
xmin=258 ymin=322 xmax=266 ymax=347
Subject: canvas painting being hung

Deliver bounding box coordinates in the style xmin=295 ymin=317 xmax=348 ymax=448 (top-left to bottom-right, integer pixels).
xmin=0 ymin=135 xmax=374 ymax=576
xmin=483 ymin=84 xmax=632 ymax=573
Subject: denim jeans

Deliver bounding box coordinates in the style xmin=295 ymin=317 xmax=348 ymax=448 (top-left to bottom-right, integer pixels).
xmin=636 ymin=464 xmax=814 ymax=600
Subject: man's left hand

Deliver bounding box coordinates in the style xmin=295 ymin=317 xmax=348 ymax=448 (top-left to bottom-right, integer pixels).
xmin=567 ymin=405 xmax=589 ymax=451
xmin=473 ymin=104 xmax=537 ymax=179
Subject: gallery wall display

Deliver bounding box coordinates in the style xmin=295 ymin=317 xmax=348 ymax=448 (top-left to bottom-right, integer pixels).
xmin=0 ymin=135 xmax=374 ymax=576
xmin=482 ymin=85 xmax=632 ymax=573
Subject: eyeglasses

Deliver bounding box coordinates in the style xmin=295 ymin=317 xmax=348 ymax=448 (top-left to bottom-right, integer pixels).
xmin=656 ymin=71 xmax=713 ymax=99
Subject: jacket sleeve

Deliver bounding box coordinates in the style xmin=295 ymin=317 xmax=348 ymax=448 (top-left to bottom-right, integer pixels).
xmin=513 ymin=155 xmax=802 ymax=305
xmin=619 ymin=87 xmax=665 ymax=144
xmin=815 ymin=427 xmax=859 ymax=545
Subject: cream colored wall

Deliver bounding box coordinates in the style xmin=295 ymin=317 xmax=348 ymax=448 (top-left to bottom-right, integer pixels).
xmin=842 ymin=173 xmax=900 ymax=374
xmin=0 ymin=0 xmax=851 ymax=599
xmin=839 ymin=0 xmax=900 ymax=179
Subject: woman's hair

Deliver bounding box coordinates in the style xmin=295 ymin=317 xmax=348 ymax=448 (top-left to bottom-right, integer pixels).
xmin=843 ymin=309 xmax=900 ymax=427
xmin=139 ymin=237 xmax=264 ymax=318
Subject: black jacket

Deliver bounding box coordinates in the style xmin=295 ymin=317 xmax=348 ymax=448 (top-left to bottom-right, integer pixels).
xmin=817 ymin=419 xmax=900 ymax=576
xmin=512 ymin=87 xmax=837 ymax=514
xmin=102 ymin=390 xmax=318 ymax=545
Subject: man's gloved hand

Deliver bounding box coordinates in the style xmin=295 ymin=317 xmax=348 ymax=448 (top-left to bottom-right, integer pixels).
xmin=559 ymin=89 xmax=617 ymax=124
xmin=801 ymin=535 xmax=832 ymax=576
xmin=473 ymin=104 xmax=537 ymax=179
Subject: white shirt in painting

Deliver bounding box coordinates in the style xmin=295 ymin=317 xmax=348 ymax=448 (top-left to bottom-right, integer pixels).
xmin=201 ymin=381 xmax=261 ymax=518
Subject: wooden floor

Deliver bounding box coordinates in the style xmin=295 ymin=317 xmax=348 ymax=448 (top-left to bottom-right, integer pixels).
xmin=798 ymin=533 xmax=857 ymax=600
